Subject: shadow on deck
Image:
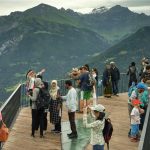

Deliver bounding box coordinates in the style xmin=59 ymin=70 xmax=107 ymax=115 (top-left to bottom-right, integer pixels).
xmin=3 ymin=93 xmax=138 ymax=150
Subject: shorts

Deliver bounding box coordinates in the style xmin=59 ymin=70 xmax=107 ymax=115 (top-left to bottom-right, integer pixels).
xmin=83 ymin=91 xmax=92 ymax=100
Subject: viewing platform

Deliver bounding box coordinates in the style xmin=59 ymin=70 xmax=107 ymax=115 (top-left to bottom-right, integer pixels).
xmin=0 ymin=74 xmax=149 ymax=150
xmin=3 ymin=93 xmax=139 ymax=150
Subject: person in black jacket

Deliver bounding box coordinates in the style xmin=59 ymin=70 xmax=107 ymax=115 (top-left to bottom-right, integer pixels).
xmin=127 ymin=62 xmax=137 ymax=87
xmin=110 ymin=62 xmax=120 ymax=96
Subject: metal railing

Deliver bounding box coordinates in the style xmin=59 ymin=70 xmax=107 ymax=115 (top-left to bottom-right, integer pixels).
xmin=0 ymin=73 xmax=129 ymax=127
xmin=0 ymin=84 xmax=21 ymax=128
xmin=138 ymin=98 xmax=150 ymax=150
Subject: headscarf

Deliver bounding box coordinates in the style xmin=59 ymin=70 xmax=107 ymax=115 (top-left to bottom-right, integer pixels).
xmin=49 ymin=80 xmax=59 ymax=100
xmin=34 ymin=78 xmax=43 ymax=88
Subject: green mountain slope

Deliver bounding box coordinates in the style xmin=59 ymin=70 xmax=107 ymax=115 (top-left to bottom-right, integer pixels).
xmin=89 ymin=26 xmax=150 ymax=72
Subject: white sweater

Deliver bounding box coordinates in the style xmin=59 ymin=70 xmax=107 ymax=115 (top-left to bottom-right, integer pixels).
xmin=83 ymin=114 xmax=105 ymax=145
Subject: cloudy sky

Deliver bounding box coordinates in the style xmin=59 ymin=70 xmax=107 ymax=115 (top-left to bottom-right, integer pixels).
xmin=0 ymin=0 xmax=150 ymax=16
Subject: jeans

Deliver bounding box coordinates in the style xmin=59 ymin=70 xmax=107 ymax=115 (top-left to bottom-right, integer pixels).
xmin=112 ymin=80 xmax=119 ymax=94
xmin=93 ymin=144 xmax=104 ymax=150
xmin=131 ymin=124 xmax=139 ymax=137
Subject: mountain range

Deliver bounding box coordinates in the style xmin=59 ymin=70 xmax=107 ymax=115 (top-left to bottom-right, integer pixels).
xmin=0 ymin=3 xmax=150 ymax=101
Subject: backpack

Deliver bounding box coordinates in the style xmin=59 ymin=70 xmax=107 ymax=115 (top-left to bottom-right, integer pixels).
xmin=36 ymin=88 xmax=50 ymax=110
xmin=0 ymin=120 xmax=9 ymax=142
xmin=128 ymin=84 xmax=137 ymax=97
xmin=129 ymin=66 xmax=136 ymax=74
xmin=86 ymin=73 xmax=96 ymax=90
xmin=103 ymin=118 xmax=113 ymax=150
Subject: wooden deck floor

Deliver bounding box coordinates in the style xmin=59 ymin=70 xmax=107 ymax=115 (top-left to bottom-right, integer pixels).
xmin=3 ymin=93 xmax=139 ymax=150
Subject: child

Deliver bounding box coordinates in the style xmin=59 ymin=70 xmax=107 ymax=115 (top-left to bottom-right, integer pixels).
xmin=130 ymin=99 xmax=144 ymax=142
xmin=83 ymin=104 xmax=105 ymax=150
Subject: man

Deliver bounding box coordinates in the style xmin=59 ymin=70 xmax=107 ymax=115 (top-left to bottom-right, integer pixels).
xmin=141 ymin=65 xmax=150 ymax=87
xmin=110 ymin=62 xmax=120 ymax=96
xmin=62 ymin=80 xmax=78 ymax=138
xmin=78 ymin=66 xmax=94 ymax=112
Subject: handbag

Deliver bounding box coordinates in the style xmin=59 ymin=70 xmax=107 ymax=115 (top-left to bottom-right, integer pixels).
xmin=0 ymin=120 xmax=9 ymax=142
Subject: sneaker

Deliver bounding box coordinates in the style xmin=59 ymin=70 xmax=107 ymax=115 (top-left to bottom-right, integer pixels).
xmin=67 ymin=133 xmax=73 ymax=136
xmin=68 ymin=133 xmax=78 ymax=139
xmin=130 ymin=137 xmax=138 ymax=142
xmin=40 ymin=135 xmax=44 ymax=138
xmin=54 ymin=130 xmax=61 ymax=134
xmin=51 ymin=129 xmax=57 ymax=132
xmin=31 ymin=133 xmax=35 ymax=137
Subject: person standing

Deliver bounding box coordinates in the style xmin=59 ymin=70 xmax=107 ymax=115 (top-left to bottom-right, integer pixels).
xmin=49 ymin=80 xmax=62 ymax=133
xmin=127 ymin=62 xmax=137 ymax=87
xmin=28 ymin=78 xmax=44 ymax=138
xmin=110 ymin=62 xmax=120 ymax=96
xmin=83 ymin=104 xmax=105 ymax=150
xmin=79 ymin=66 xmax=93 ymax=112
xmin=130 ymin=99 xmax=144 ymax=142
xmin=61 ymin=80 xmax=78 ymax=138
xmin=102 ymin=64 xmax=112 ymax=98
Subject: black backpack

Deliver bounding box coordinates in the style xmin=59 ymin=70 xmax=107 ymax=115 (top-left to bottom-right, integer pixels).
xmin=103 ymin=118 xmax=113 ymax=150
xmin=36 ymin=88 xmax=50 ymax=110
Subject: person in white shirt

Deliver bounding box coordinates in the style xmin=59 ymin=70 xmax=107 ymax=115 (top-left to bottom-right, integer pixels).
xmin=83 ymin=104 xmax=105 ymax=150
xmin=130 ymin=99 xmax=144 ymax=142
xmin=61 ymin=80 xmax=78 ymax=138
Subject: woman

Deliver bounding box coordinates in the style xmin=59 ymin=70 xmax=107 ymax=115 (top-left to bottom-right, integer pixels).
xmin=102 ymin=64 xmax=112 ymax=98
xmin=49 ymin=80 xmax=62 ymax=133
xmin=28 ymin=78 xmax=44 ymax=138
xmin=83 ymin=104 xmax=105 ymax=150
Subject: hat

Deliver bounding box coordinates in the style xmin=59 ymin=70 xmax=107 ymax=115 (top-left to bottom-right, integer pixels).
xmin=72 ymin=68 xmax=78 ymax=72
xmin=137 ymin=83 xmax=146 ymax=90
xmin=90 ymin=104 xmax=105 ymax=112
xmin=132 ymin=99 xmax=142 ymax=105
xmin=110 ymin=61 xmax=115 ymax=64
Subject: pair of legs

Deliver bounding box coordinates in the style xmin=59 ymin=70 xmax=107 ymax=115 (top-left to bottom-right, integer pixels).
xmin=80 ymin=91 xmax=92 ymax=112
xmin=31 ymin=109 xmax=44 ymax=137
xmin=93 ymin=144 xmax=104 ymax=150
xmin=112 ymin=80 xmax=119 ymax=95
xmin=54 ymin=117 xmax=61 ymax=132
xmin=68 ymin=112 xmax=77 ymax=136
xmin=130 ymin=124 xmax=139 ymax=142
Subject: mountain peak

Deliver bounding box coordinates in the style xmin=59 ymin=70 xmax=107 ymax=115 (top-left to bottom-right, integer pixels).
xmin=109 ymin=5 xmax=131 ymax=13
xmin=92 ymin=6 xmax=108 ymax=14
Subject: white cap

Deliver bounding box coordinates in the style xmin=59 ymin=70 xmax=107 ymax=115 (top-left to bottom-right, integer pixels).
xmin=90 ymin=104 xmax=105 ymax=112
xmin=110 ymin=61 xmax=115 ymax=64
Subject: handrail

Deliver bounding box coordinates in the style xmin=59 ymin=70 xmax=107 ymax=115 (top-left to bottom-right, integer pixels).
xmin=0 ymin=84 xmax=21 ymax=128
xmin=0 ymin=84 xmax=21 ymax=112
xmin=138 ymin=99 xmax=150 ymax=150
